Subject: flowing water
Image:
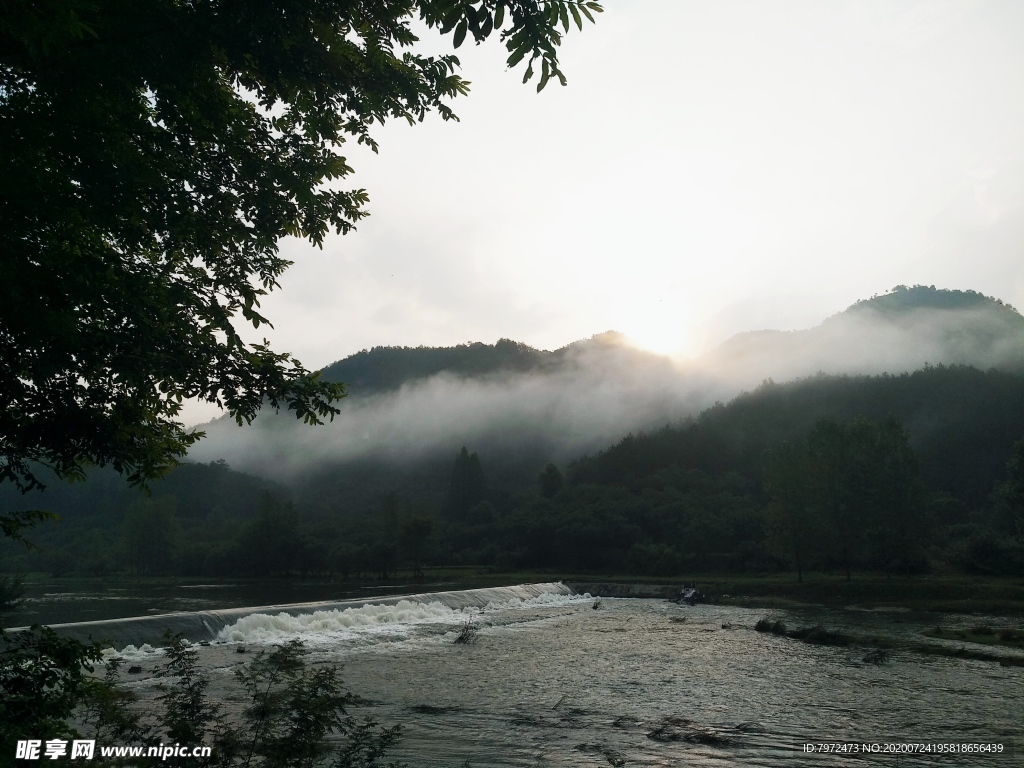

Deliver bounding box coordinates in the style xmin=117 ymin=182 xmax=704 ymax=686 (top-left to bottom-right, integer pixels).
xmin=57 ymin=584 xmax=1024 ymax=766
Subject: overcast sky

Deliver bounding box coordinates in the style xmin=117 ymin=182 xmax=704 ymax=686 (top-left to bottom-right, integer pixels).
xmin=185 ymin=0 xmax=1024 ymax=425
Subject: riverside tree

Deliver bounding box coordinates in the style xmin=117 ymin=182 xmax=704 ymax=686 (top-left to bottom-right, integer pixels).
xmin=763 ymin=441 xmax=819 ymax=583
xmin=764 ymin=417 xmax=928 ymax=579
xmin=1000 ymin=436 xmax=1024 ymax=536
xmin=0 ymin=0 xmax=602 ymax=536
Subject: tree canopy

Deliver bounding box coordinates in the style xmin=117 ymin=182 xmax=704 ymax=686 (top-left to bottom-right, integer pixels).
xmin=0 ymin=0 xmax=602 ymax=504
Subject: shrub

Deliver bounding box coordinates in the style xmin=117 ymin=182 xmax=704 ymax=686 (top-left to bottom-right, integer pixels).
xmin=453 ymin=616 xmax=478 ymax=645
xmin=0 ymin=626 xmax=104 ymax=762
xmin=863 ymin=649 xmax=890 ymax=665
xmin=754 ymin=619 xmax=787 ymax=635
xmin=0 ymin=574 xmax=25 ymax=614
xmin=1 ymin=630 xmax=408 ymax=768
xmin=791 ymin=626 xmax=850 ymax=646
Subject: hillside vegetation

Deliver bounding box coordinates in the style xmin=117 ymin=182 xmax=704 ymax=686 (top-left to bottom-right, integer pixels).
xmin=4 ymin=363 xmax=1023 ymax=581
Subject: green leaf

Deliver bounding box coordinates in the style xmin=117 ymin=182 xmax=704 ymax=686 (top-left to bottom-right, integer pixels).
xmin=538 ymin=59 xmax=550 ymax=91
xmin=465 ymin=5 xmax=480 ymax=37
xmin=439 ymin=7 xmax=463 ymax=34
xmin=453 ymin=18 xmax=468 ymax=48
xmin=559 ymin=4 xmax=570 ymax=32
xmin=507 ymin=45 xmax=528 ymax=67
xmin=494 ymin=1 xmax=505 ymax=29
xmin=569 ymin=4 xmax=582 ymax=30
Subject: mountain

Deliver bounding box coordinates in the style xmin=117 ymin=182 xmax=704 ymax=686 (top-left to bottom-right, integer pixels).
xmin=571 ymin=363 xmax=1024 ymax=508
xmin=700 ymin=285 xmax=1024 ymax=386
xmin=317 ymin=331 xmax=670 ymax=397
xmin=320 ymin=285 xmax=1024 ymax=400
xmin=12 ymin=295 xmax=1024 ymax=578
xmin=188 ymin=286 xmax=1024 ymax=487
xmin=11 ymin=364 xmax=1024 ymax=580
xmin=187 ymin=330 xmax=704 ymax=480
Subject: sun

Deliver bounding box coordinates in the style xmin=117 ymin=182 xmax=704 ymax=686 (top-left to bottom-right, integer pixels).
xmin=622 ymin=322 xmax=688 ymax=358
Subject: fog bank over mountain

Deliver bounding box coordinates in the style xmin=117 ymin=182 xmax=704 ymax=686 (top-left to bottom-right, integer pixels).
xmin=701 ymin=286 xmax=1024 ymax=388
xmin=188 ymin=287 xmax=1024 ymax=480
xmin=189 ymin=333 xmax=720 ymax=479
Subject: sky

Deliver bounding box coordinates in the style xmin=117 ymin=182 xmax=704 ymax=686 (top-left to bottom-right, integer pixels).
xmin=184 ymin=0 xmax=1024 ymax=426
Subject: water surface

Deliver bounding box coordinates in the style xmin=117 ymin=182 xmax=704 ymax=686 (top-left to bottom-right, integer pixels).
xmin=103 ymin=587 xmax=1022 ymax=767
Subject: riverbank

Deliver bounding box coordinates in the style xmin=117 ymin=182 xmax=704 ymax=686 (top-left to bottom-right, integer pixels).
xmin=7 ymin=569 xmax=1024 ymax=627
xmin=568 ymin=573 xmax=1024 ymax=616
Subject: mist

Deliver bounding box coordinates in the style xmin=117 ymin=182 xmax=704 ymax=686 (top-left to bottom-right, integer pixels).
xmin=187 ymin=292 xmax=1024 ymax=481
xmin=187 ymin=339 xmax=723 ymax=480
xmin=699 ymin=301 xmax=1024 ymax=389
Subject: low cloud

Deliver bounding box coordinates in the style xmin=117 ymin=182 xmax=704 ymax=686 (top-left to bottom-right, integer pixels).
xmin=188 ymin=298 xmax=1024 ymax=480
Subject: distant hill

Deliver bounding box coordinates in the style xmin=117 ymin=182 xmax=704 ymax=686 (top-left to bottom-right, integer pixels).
xmin=319 ymin=338 xmax=546 ymax=395
xmin=189 ymin=330 xmax=697 ymax=479
xmin=319 ymin=286 xmax=1024 ymax=401
xmin=0 ymin=461 xmax=282 ymax=575
xmin=318 ymin=331 xmax=670 ymax=397
xmin=570 ymin=364 xmax=1024 ymax=508
xmin=700 ymin=286 xmax=1024 ymax=386
xmin=11 ymin=362 xmax=1024 ymax=580
xmin=189 ymin=286 xmax=1024 ymax=489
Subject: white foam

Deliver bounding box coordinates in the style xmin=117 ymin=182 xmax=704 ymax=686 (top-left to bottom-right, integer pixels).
xmin=218 ymin=599 xmax=458 ymax=643
xmin=101 ymin=642 xmax=164 ymax=661
xmin=496 ymin=592 xmax=592 ymax=608
xmin=217 ymin=592 xmax=593 ymax=645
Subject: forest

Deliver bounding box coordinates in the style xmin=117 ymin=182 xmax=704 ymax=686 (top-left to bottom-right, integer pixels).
xmin=4 ymin=363 xmax=1023 ymax=582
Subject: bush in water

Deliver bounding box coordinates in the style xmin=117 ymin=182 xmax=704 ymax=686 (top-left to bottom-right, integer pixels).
xmin=453 ymin=616 xmax=478 ymax=645
xmin=753 ymin=619 xmax=787 ymax=635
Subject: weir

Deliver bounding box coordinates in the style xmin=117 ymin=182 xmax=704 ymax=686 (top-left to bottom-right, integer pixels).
xmin=25 ymin=582 xmax=575 ymax=648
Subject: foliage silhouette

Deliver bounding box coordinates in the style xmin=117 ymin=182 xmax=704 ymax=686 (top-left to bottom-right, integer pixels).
xmin=0 ymin=0 xmax=602 ymax=536
xmin=0 ymin=631 xmax=414 ymax=768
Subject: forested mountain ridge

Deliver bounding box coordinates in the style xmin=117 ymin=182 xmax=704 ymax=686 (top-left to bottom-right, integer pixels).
xmin=317 ymin=331 xmax=668 ymax=397
xmin=315 ymin=286 xmax=1024 ymax=401
xmin=188 ymin=329 xmax=694 ymax=477
xmin=844 ymin=284 xmax=1019 ymax=316
xmin=6 ymin=364 xmax=1023 ymax=579
xmin=702 ymin=286 xmax=1024 ymax=386
xmin=189 ymin=286 xmax=1024 ymax=482
xmin=7 ymin=287 xmax=1024 ymax=580
xmin=570 ymin=364 xmax=1024 ymax=508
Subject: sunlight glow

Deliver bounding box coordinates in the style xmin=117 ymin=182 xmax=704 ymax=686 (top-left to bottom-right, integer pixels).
xmin=622 ymin=320 xmax=688 ymax=358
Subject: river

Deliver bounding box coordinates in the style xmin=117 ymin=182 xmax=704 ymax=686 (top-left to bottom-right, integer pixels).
xmin=65 ymin=582 xmax=1023 ymax=767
